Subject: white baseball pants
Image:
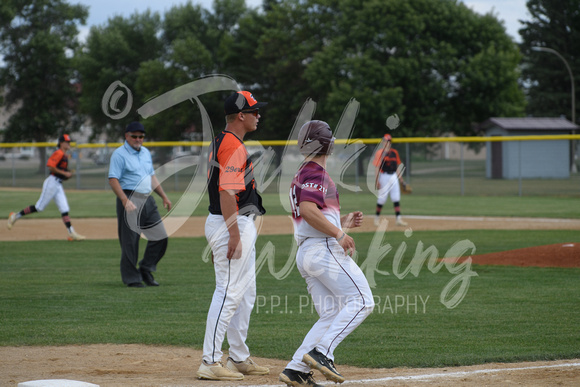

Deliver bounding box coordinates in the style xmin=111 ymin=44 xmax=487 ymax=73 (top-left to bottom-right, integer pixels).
xmin=202 ymin=214 xmax=257 ymax=364
xmin=35 ymin=175 xmax=70 ymax=213
xmin=287 ymin=237 xmax=374 ymax=373
xmin=377 ymin=172 xmax=400 ymax=205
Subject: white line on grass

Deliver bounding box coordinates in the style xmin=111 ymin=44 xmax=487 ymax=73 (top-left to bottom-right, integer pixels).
xmin=244 ymin=362 xmax=580 ymax=386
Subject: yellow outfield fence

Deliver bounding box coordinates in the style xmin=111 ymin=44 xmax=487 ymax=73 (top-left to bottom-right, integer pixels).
xmin=2 ymin=134 xmax=580 ymax=148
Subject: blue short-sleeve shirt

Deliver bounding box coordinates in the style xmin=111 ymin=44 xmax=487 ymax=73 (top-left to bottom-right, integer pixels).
xmin=108 ymin=142 xmax=154 ymax=194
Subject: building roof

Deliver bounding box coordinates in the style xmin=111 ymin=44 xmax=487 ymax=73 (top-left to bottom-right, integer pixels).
xmin=481 ymin=117 xmax=579 ymax=131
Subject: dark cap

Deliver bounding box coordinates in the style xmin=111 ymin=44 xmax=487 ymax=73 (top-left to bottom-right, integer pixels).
xmin=298 ymin=120 xmax=335 ymax=156
xmin=58 ymin=134 xmax=72 ymax=143
xmin=224 ymin=91 xmax=268 ymax=115
xmin=125 ymin=121 xmax=146 ymax=133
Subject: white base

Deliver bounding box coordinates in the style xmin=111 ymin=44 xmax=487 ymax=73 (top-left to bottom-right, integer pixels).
xmin=18 ymin=380 xmax=99 ymax=387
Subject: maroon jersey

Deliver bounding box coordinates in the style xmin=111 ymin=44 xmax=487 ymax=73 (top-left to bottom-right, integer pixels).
xmin=289 ymin=161 xmax=341 ymax=244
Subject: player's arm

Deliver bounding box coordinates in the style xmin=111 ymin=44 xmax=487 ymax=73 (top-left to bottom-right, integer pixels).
xmin=299 ymin=201 xmax=356 ymax=256
xmin=374 ymin=165 xmax=381 ymax=190
xmin=151 ymin=175 xmax=172 ymax=211
xmin=220 ymin=189 xmax=242 ymax=260
xmin=108 ymin=178 xmax=137 ymax=213
xmin=48 ymin=165 xmax=72 ymax=179
xmin=394 ymin=149 xmax=406 ymax=184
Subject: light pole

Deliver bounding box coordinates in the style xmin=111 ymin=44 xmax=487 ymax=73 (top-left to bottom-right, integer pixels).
xmin=532 ymin=46 xmax=576 ymax=172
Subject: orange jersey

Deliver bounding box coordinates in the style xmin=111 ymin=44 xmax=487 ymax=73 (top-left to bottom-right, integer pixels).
xmin=207 ymin=131 xmax=265 ymax=216
xmin=373 ymin=147 xmax=401 ymax=174
xmin=46 ymin=149 xmax=69 ymax=179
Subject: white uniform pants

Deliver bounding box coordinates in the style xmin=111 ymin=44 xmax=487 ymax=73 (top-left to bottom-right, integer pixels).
xmin=377 ymin=172 xmax=400 ymax=205
xmin=202 ymin=214 xmax=257 ymax=364
xmin=287 ymin=237 xmax=374 ymax=373
xmin=36 ymin=175 xmax=70 ymax=213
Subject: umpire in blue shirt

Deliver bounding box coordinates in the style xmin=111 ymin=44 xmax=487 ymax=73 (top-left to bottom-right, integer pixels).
xmin=108 ymin=122 xmax=172 ymax=288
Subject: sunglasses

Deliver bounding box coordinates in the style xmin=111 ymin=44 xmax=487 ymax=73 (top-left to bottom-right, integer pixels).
xmin=130 ymin=134 xmax=145 ymax=139
xmin=242 ymin=110 xmax=259 ymax=117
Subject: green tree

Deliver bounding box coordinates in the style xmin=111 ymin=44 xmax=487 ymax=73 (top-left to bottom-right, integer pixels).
xmin=0 ymin=0 xmax=87 ymax=167
xmin=224 ymin=0 xmax=331 ymax=140
xmin=75 ymin=11 xmax=163 ymax=140
xmin=134 ymin=1 xmax=252 ymax=142
xmin=302 ymin=0 xmax=525 ymax=138
xmin=228 ymin=0 xmax=525 ymax=140
xmin=520 ymin=0 xmax=579 ymax=124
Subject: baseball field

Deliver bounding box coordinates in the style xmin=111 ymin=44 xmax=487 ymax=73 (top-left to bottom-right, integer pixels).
xmin=1 ymin=189 xmax=579 ymax=386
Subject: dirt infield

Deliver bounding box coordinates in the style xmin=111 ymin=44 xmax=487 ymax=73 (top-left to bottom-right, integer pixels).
xmin=2 ymin=215 xmax=579 ymax=386
xmin=1 ymin=345 xmax=579 ymax=386
xmin=2 ymin=214 xmax=580 ymax=241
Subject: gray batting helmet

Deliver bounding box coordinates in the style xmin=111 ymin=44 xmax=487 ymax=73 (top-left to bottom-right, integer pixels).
xmin=298 ymin=120 xmax=335 ymax=157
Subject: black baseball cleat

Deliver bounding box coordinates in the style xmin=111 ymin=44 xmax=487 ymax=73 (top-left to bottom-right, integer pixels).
xmin=303 ymin=348 xmax=345 ymax=383
xmin=279 ymin=368 xmax=323 ymax=386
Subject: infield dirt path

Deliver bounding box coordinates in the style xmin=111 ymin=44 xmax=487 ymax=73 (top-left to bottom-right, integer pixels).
xmin=2 ymin=214 xmax=580 ymax=241
xmin=2 ymin=215 xmax=579 ymax=386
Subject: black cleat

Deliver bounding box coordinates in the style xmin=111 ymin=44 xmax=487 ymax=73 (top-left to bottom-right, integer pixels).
xmin=303 ymin=348 xmax=345 ymax=383
xmin=279 ymin=368 xmax=323 ymax=386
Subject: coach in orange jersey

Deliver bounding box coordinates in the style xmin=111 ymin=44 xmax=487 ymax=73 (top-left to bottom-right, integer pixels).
xmin=372 ymin=134 xmax=409 ymax=227
xmin=7 ymin=134 xmax=86 ymax=241
xmin=196 ymin=91 xmax=269 ymax=381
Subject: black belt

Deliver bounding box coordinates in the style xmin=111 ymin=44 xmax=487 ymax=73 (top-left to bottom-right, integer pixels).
xmin=209 ymin=211 xmax=259 ymax=218
xmin=123 ymin=190 xmax=150 ymax=200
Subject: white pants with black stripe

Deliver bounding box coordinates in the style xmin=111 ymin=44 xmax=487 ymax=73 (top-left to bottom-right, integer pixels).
xmin=377 ymin=172 xmax=400 ymax=205
xmin=36 ymin=175 xmax=69 ymax=213
xmin=287 ymin=237 xmax=374 ymax=373
xmin=202 ymin=214 xmax=257 ymax=364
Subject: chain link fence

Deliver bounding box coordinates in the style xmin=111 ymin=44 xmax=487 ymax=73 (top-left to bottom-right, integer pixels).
xmin=1 ymin=136 xmax=579 ymax=197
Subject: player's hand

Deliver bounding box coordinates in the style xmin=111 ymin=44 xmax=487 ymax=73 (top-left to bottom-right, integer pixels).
xmin=163 ymin=197 xmax=172 ymax=211
xmin=376 ymin=182 xmax=381 ymax=190
xmin=64 ymin=171 xmax=73 ymax=179
xmin=343 ymin=211 xmax=363 ymax=229
xmin=337 ymin=232 xmax=356 ymax=256
xmin=227 ymin=234 xmax=242 ymax=260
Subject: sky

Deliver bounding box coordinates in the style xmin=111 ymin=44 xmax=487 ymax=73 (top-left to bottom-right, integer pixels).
xmin=75 ymin=0 xmax=529 ymax=43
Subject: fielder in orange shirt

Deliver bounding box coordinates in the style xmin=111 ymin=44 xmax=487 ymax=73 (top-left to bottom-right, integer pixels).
xmin=6 ymin=134 xmax=85 ymax=241
xmin=372 ymin=134 xmax=409 ymax=227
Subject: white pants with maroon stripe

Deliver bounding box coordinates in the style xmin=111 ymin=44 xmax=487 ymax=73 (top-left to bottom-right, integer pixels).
xmin=286 ymin=237 xmax=374 ymax=373
xmin=202 ymin=214 xmax=257 ymax=364
xmin=36 ymin=175 xmax=69 ymax=213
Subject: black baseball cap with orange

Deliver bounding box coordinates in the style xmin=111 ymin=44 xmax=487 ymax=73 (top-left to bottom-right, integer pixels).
xmin=224 ymin=91 xmax=268 ymax=115
xmin=58 ymin=134 xmax=72 ymax=144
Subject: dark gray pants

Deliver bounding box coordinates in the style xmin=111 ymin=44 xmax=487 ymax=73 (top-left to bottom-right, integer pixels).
xmin=116 ymin=193 xmax=168 ymax=285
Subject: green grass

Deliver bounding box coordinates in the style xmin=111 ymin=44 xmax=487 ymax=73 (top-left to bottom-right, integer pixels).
xmin=2 ymin=189 xmax=580 ymax=219
xmin=1 ymin=230 xmax=579 ymax=368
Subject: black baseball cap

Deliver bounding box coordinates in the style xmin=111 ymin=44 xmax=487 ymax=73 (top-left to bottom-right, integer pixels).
xmin=224 ymin=91 xmax=268 ymax=115
xmin=58 ymin=134 xmax=72 ymax=143
xmin=125 ymin=121 xmax=146 ymax=133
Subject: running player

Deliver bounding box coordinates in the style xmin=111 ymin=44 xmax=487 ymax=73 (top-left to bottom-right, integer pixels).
xmin=280 ymin=120 xmax=374 ymax=386
xmin=7 ymin=134 xmax=85 ymax=241
xmin=372 ymin=134 xmax=408 ymax=226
